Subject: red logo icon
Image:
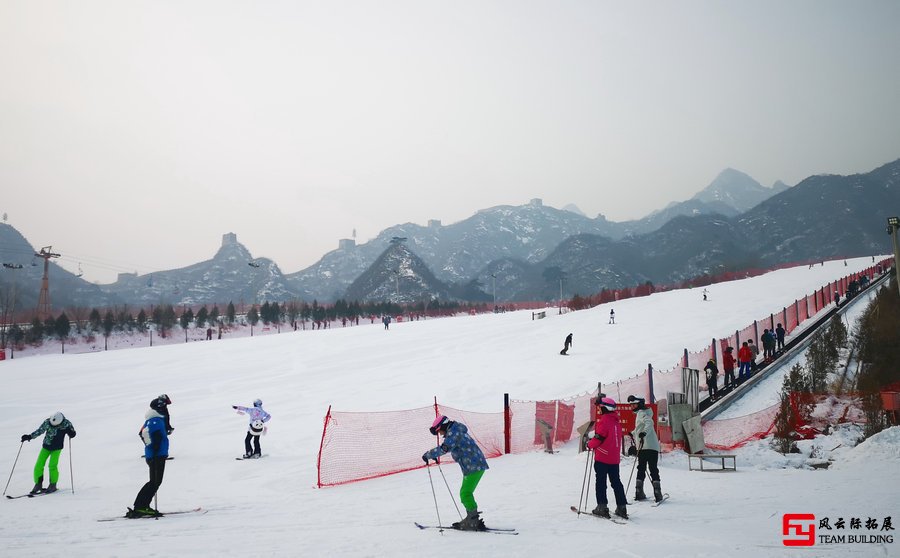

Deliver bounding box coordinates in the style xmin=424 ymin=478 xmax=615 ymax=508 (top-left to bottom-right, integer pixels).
xmin=783 ymin=514 xmax=816 ymax=546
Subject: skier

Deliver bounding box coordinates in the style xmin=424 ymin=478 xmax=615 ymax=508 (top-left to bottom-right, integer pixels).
xmin=560 ymin=333 xmax=573 ymax=355
xmin=128 ymin=398 xmax=169 ymax=518
xmin=627 ymin=395 xmax=663 ymax=502
xmin=21 ymin=412 xmax=76 ymax=494
xmin=232 ymin=399 xmax=271 ymax=458
xmin=422 ymin=415 xmax=489 ymax=531
xmin=703 ymin=358 xmax=719 ymax=400
xmin=608 ymin=309 xmax=615 ymax=324
xmin=586 ymin=397 xmax=628 ymax=519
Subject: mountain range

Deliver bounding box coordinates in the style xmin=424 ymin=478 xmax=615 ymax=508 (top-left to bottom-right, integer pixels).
xmin=1 ymin=160 xmax=897 ymax=313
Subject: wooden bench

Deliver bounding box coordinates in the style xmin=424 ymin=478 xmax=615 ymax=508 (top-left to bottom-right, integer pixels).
xmin=688 ymin=453 xmax=736 ymax=471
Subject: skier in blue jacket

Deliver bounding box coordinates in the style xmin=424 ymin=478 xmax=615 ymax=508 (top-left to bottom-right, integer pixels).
xmin=422 ymin=415 xmax=489 ymax=531
xmin=128 ymin=398 xmax=170 ymax=518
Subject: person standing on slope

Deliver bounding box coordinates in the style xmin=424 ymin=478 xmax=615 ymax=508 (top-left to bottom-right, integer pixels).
xmin=738 ymin=341 xmax=753 ymax=382
xmin=129 ymin=398 xmax=170 ymax=518
xmin=422 ymin=415 xmax=489 ymax=531
xmin=722 ymin=346 xmax=736 ymax=391
xmin=627 ymin=396 xmax=664 ymax=503
xmin=233 ymin=399 xmax=271 ymax=458
xmin=703 ymin=358 xmax=719 ymax=401
xmin=587 ymin=397 xmax=628 ymax=520
xmin=21 ymin=412 xmax=76 ymax=494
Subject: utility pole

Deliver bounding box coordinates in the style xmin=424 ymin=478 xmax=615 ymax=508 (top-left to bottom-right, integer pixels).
xmin=888 ymin=217 xmax=900 ymax=297
xmin=558 ymin=272 xmax=566 ymax=315
xmin=34 ymin=246 xmax=60 ymax=320
xmin=490 ymin=273 xmax=497 ymax=312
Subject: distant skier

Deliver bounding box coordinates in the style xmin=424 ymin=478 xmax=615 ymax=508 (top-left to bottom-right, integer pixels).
xmin=383 ymin=315 xmax=392 ymax=330
xmin=608 ymin=309 xmax=615 ymax=324
xmin=627 ymin=395 xmax=663 ymax=503
xmin=21 ymin=412 xmax=76 ymax=494
xmin=560 ymin=333 xmax=573 ymax=355
xmin=587 ymin=397 xmax=628 ymax=520
xmin=422 ymin=415 xmax=489 ymax=531
xmin=233 ymin=399 xmax=271 ymax=458
xmin=128 ymin=398 xmax=169 ymax=518
xmin=702 ymin=288 xmax=708 ymax=301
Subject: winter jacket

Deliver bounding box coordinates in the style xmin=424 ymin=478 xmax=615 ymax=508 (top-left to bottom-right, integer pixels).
xmin=775 ymin=326 xmax=786 ymax=342
xmin=140 ymin=409 xmax=169 ymax=459
xmin=587 ymin=412 xmax=621 ymax=465
xmin=738 ymin=346 xmax=752 ymax=363
xmin=704 ymin=360 xmax=719 ymax=382
xmin=631 ymin=407 xmax=660 ymax=452
xmin=235 ymin=406 xmax=271 ymax=425
xmin=423 ymin=421 xmax=489 ymax=476
xmin=29 ymin=419 xmax=76 ymax=451
xmin=748 ymin=343 xmax=760 ymax=359
xmin=722 ymin=351 xmax=736 ymax=371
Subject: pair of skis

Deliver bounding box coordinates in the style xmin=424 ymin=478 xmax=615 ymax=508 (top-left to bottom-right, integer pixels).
xmin=97 ymin=507 xmax=206 ymax=522
xmin=414 ymin=522 xmax=518 ymax=535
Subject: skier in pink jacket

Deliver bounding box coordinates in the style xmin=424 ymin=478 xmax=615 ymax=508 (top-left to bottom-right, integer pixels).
xmin=586 ymin=397 xmax=628 ymax=519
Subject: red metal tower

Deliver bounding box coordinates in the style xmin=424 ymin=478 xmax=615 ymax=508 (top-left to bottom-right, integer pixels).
xmin=34 ymin=246 xmax=60 ymax=320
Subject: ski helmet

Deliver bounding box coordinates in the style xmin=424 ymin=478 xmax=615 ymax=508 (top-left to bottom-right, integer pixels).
xmin=49 ymin=412 xmax=65 ymax=427
xmin=253 ymin=399 xmax=262 ymax=408
xmin=429 ymin=415 xmax=450 ymax=436
xmin=598 ymin=397 xmax=617 ymax=413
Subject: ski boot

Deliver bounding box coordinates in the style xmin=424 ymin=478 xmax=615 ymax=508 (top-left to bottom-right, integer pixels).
xmin=44 ymin=483 xmax=57 ymax=494
xmin=243 ymin=452 xmax=253 ymax=459
xmin=652 ymin=480 xmax=663 ymax=502
xmin=614 ymin=506 xmax=628 ymax=520
xmin=453 ymin=510 xmax=486 ymax=531
xmin=29 ymin=477 xmax=43 ymax=495
xmin=591 ymin=505 xmax=610 ymax=519
xmin=634 ymin=480 xmax=647 ymax=501
xmin=126 ymin=506 xmax=161 ymax=518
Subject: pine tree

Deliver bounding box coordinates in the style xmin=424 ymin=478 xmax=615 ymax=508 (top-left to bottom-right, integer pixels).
xmin=226 ymin=302 xmax=236 ymax=325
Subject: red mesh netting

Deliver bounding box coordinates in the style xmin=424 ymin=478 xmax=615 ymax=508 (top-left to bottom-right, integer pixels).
xmin=702 ymin=404 xmax=779 ymax=450
xmin=650 ymin=365 xmax=683 ymax=402
xmin=785 ymin=303 xmax=799 ymax=333
xmin=738 ymin=323 xmax=756 ymax=346
xmin=686 ymin=344 xmax=712 ymax=371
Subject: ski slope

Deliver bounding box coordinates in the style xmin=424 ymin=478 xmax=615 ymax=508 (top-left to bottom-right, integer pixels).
xmin=0 ymin=256 xmax=896 ymax=557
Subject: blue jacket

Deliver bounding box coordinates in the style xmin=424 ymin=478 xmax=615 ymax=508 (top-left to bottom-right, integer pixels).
xmin=140 ymin=410 xmax=169 ymax=459
xmin=424 ymin=421 xmax=488 ymax=476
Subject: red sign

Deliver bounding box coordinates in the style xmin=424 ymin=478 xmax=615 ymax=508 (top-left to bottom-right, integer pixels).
xmin=783 ymin=514 xmax=816 ymax=546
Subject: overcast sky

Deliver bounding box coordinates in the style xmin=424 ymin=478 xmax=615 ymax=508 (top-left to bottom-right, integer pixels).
xmin=2 ymin=1 xmax=899 ymax=284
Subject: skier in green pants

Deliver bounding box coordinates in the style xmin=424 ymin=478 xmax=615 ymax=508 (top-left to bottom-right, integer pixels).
xmin=422 ymin=415 xmax=489 ymax=531
xmin=21 ymin=412 xmax=76 ymax=494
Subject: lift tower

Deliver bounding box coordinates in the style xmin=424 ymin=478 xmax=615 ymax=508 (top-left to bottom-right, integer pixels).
xmin=34 ymin=246 xmax=60 ymax=320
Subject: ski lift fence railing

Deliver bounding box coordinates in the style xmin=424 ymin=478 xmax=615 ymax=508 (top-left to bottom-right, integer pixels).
xmin=315 ymin=259 xmax=893 ymax=487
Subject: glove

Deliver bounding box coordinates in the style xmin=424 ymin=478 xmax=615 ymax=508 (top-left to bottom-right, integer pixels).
xmin=69 ymin=431 xmax=77 ymax=438
xmin=639 ymin=432 xmax=646 ymax=439
xmin=21 ymin=434 xmax=31 ymax=442
xmin=232 ymin=405 xmax=238 ymax=409
xmin=166 ymin=428 xmax=174 ymax=435
xmin=586 ymin=431 xmax=596 ymax=439
xmin=627 ymin=446 xmax=637 ymax=457
xmin=422 ymin=453 xmax=430 ymax=464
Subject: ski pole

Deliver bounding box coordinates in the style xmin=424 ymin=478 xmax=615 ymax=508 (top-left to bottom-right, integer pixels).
xmin=68 ymin=440 xmax=74 ymax=494
xmin=578 ymin=439 xmax=592 ymax=514
xmin=625 ymin=438 xmax=644 ymax=497
xmin=3 ymin=441 xmax=24 ymax=496
xmin=425 ymin=462 xmax=443 ymax=532
xmin=436 ymin=461 xmax=462 ymax=520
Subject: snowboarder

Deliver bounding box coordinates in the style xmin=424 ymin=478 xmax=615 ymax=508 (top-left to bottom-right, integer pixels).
xmin=232 ymin=399 xmax=271 ymax=458
xmin=383 ymin=315 xmax=392 ymax=330
xmin=21 ymin=412 xmax=76 ymax=494
xmin=703 ymin=358 xmax=719 ymax=400
xmin=560 ymin=333 xmax=573 ymax=355
xmin=422 ymin=415 xmax=489 ymax=531
xmin=627 ymin=396 xmax=663 ymax=502
xmin=586 ymin=397 xmax=628 ymax=519
xmin=608 ymin=309 xmax=615 ymax=324
xmin=128 ymin=398 xmax=170 ymax=518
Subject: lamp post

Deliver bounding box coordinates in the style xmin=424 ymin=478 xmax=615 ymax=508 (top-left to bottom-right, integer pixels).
xmin=558 ymin=273 xmax=566 ymax=315
xmin=490 ymin=273 xmax=497 ymax=312
xmin=888 ymin=217 xmax=900 ymax=297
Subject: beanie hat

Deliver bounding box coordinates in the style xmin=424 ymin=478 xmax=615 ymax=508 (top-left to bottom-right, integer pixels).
xmin=429 ymin=415 xmax=450 ymax=435
xmin=150 ymin=398 xmax=167 ymax=411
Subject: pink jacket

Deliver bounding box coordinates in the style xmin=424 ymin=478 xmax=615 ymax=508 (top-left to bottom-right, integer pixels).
xmin=587 ymin=412 xmax=621 ymax=465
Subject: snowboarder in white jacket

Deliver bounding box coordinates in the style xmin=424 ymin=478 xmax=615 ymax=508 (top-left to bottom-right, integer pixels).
xmin=233 ymin=399 xmax=271 ymax=458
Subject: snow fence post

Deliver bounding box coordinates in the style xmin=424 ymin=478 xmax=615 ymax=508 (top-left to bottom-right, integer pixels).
xmin=647 ymin=364 xmax=655 ymax=403
xmin=316 ymin=405 xmax=331 ymax=488
xmin=504 ymin=393 xmax=511 ymax=454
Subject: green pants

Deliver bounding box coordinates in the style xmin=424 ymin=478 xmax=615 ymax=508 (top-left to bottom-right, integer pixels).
xmin=459 ymin=470 xmax=485 ymax=512
xmin=34 ymin=448 xmax=62 ymax=483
